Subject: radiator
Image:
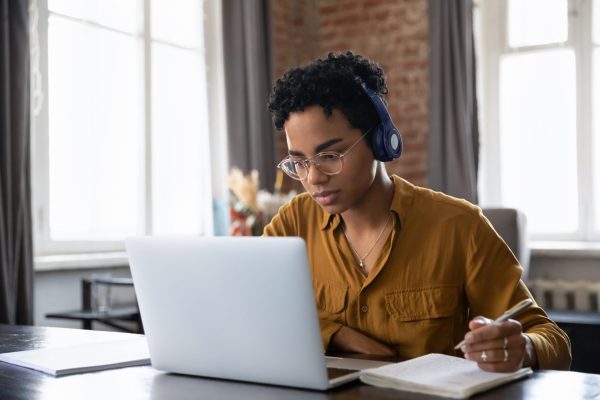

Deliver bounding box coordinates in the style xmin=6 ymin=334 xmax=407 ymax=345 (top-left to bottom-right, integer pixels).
xmin=528 ymin=279 xmax=600 ymax=312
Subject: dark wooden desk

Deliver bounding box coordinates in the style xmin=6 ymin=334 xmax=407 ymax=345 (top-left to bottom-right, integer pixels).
xmin=0 ymin=325 xmax=599 ymax=400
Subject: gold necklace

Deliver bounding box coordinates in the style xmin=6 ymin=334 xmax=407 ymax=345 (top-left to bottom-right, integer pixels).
xmin=342 ymin=213 xmax=392 ymax=271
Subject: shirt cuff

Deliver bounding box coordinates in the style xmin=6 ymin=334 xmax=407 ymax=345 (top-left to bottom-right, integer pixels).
xmin=525 ymin=332 xmax=572 ymax=370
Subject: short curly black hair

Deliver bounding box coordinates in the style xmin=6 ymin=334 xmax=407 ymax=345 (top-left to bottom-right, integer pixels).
xmin=268 ymin=51 xmax=388 ymax=133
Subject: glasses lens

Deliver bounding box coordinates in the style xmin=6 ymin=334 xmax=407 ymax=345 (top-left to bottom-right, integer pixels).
xmin=314 ymin=153 xmax=343 ymax=175
xmin=278 ymin=159 xmax=305 ymax=180
xmin=278 ymin=153 xmax=343 ymax=181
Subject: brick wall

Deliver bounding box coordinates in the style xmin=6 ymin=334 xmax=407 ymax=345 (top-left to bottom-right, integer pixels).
xmin=270 ymin=0 xmax=429 ymax=187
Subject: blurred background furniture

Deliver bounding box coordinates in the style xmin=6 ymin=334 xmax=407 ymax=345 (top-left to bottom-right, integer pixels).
xmin=46 ymin=276 xmax=142 ymax=333
xmin=545 ymin=310 xmax=600 ymax=373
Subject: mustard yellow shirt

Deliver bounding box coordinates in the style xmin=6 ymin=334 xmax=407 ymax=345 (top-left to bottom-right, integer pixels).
xmin=263 ymin=175 xmax=571 ymax=370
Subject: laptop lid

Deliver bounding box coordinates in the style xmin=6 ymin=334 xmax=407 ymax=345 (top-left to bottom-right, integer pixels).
xmin=126 ymin=236 xmax=357 ymax=390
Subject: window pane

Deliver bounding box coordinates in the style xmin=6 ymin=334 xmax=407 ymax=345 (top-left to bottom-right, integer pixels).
xmin=508 ymin=0 xmax=567 ymax=47
xmin=48 ymin=16 xmax=142 ymax=240
xmin=499 ymin=49 xmax=578 ymax=235
xmin=594 ymin=0 xmax=600 ymax=44
xmin=594 ymin=49 xmax=600 ymax=231
xmin=151 ymin=0 xmax=202 ymax=47
xmin=151 ymin=43 xmax=209 ymax=234
xmin=48 ymin=0 xmax=138 ymax=33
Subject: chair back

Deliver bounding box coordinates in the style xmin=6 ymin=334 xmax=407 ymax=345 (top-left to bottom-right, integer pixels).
xmin=482 ymin=208 xmax=530 ymax=281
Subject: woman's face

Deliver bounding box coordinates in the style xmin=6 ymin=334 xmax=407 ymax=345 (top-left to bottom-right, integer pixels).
xmin=283 ymin=105 xmax=378 ymax=215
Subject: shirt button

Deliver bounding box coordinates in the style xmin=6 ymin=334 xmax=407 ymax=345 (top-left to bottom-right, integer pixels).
xmin=361 ymin=305 xmax=368 ymax=313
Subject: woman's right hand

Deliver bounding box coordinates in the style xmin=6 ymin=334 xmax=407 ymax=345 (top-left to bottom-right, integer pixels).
xmin=330 ymin=325 xmax=397 ymax=357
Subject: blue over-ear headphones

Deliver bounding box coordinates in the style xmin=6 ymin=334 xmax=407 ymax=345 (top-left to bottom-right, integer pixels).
xmin=355 ymin=77 xmax=403 ymax=162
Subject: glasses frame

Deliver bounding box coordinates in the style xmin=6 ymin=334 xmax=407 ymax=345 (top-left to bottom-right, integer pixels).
xmin=277 ymin=127 xmax=373 ymax=181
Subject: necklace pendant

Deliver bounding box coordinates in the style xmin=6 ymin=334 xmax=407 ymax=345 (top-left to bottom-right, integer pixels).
xmin=342 ymin=212 xmax=392 ymax=274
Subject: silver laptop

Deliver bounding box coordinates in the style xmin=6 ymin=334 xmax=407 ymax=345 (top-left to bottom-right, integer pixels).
xmin=126 ymin=236 xmax=389 ymax=390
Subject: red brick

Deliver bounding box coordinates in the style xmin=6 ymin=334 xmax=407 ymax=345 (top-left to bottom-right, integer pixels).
xmin=319 ymin=4 xmax=339 ymax=15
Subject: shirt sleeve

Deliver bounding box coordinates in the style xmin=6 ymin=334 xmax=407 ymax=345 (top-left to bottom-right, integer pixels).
xmin=319 ymin=319 xmax=343 ymax=350
xmin=465 ymin=211 xmax=572 ymax=370
xmin=262 ymin=201 xmax=295 ymax=237
xmin=262 ymin=200 xmax=343 ymax=351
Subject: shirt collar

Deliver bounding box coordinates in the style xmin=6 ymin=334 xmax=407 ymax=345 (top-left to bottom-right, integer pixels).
xmin=390 ymin=175 xmax=415 ymax=223
xmin=320 ymin=209 xmax=339 ymax=230
xmin=319 ymin=174 xmax=415 ymax=231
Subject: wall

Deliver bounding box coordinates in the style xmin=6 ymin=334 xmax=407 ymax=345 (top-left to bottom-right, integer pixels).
xmin=530 ymin=254 xmax=600 ymax=282
xmin=270 ymin=0 xmax=430 ymax=188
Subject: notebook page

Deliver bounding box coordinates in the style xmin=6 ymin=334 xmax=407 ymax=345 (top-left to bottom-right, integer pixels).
xmin=360 ymin=353 xmax=532 ymax=398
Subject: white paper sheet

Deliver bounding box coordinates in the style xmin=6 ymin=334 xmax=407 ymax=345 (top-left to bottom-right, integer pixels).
xmin=0 ymin=337 xmax=150 ymax=376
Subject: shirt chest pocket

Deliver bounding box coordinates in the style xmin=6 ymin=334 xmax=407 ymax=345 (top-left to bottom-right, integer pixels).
xmin=385 ymin=286 xmax=458 ymax=321
xmin=384 ymin=286 xmax=458 ymax=355
xmin=314 ymin=282 xmax=347 ymax=323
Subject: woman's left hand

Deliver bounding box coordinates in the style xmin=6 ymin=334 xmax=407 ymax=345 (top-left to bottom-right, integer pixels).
xmin=460 ymin=317 xmax=537 ymax=372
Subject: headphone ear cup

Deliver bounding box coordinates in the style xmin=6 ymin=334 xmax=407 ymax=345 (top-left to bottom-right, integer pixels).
xmin=370 ymin=125 xmax=386 ymax=161
xmin=370 ymin=124 xmax=402 ymax=162
xmin=356 ymin=77 xmax=403 ymax=162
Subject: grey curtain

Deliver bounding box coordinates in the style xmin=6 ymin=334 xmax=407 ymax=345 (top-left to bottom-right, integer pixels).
xmin=427 ymin=0 xmax=479 ymax=203
xmin=222 ymin=0 xmax=276 ymax=191
xmin=0 ymin=0 xmax=34 ymax=325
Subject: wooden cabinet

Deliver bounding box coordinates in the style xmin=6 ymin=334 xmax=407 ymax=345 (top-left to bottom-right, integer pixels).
xmin=548 ymin=311 xmax=600 ymax=373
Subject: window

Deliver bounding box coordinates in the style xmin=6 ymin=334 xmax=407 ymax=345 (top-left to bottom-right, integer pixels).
xmin=477 ymin=0 xmax=600 ymax=241
xmin=31 ymin=0 xmax=226 ymax=259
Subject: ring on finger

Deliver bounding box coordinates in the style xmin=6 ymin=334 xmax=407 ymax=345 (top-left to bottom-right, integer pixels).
xmin=504 ymin=349 xmax=509 ymax=363
xmin=481 ymin=351 xmax=487 ymax=362
xmin=503 ymin=336 xmax=508 ymax=349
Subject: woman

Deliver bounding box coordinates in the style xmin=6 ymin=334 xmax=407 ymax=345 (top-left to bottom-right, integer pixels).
xmin=263 ymin=52 xmax=571 ymax=371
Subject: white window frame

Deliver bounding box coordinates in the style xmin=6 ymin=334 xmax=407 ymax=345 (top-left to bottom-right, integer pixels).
xmin=31 ymin=0 xmax=229 ymax=267
xmin=477 ymin=0 xmax=599 ymax=243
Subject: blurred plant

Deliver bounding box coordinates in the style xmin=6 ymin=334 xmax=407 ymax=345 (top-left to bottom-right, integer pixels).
xmin=227 ymin=168 xmax=296 ymax=236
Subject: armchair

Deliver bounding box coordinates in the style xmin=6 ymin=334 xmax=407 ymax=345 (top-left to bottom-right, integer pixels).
xmin=482 ymin=208 xmax=530 ymax=281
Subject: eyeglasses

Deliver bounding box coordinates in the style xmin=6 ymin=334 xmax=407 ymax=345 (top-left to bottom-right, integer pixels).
xmin=277 ymin=128 xmax=372 ymax=181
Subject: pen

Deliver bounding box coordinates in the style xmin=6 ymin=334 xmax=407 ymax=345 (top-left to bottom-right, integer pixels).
xmin=454 ymin=298 xmax=533 ymax=350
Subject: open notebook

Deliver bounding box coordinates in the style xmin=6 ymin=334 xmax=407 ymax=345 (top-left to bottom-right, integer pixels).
xmin=360 ymin=353 xmax=532 ymax=398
